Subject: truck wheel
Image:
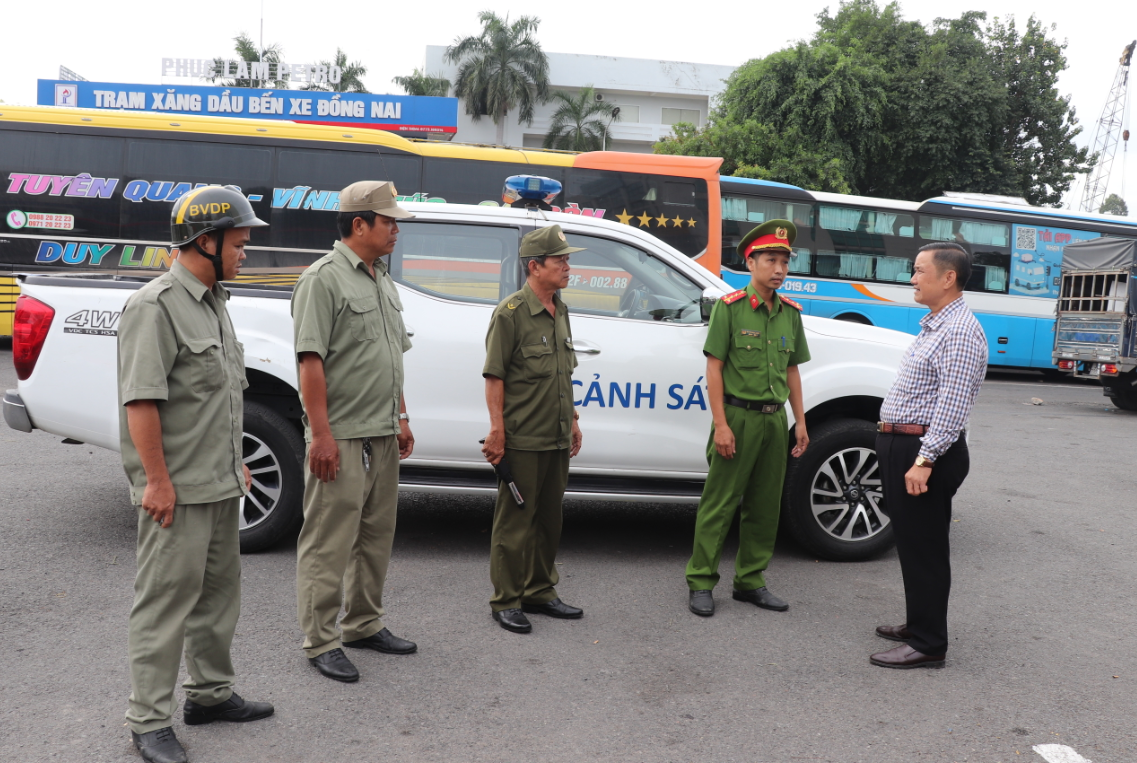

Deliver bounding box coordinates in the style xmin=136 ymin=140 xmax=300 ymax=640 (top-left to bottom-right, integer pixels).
xmin=1107 ymin=373 xmax=1137 ymax=411
xmin=782 ymin=418 xmax=894 ymax=561
xmin=240 ymin=401 xmax=305 ymax=553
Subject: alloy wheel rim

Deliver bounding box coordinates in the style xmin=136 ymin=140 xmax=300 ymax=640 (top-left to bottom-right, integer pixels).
xmin=239 ymin=432 xmax=283 ymax=530
xmin=808 ymin=446 xmax=889 ymax=542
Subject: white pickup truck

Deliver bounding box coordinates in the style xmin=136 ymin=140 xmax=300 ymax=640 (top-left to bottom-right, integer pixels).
xmin=5 ymin=202 xmax=911 ymax=560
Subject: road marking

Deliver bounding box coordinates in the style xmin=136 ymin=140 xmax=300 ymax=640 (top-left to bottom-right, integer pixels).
xmin=1033 ymin=744 xmax=1092 ymax=763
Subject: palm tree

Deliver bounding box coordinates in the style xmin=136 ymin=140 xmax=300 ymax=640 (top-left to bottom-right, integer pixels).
xmin=543 ymin=86 xmax=620 ymax=152
xmin=445 ymin=11 xmax=550 ymax=146
xmin=303 ymin=49 xmax=369 ymax=93
xmin=392 ymin=69 xmax=451 ymax=97
xmin=208 ymin=33 xmax=287 ymax=89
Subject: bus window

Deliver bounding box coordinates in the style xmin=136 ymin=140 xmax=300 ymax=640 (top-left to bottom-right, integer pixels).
xmin=0 ymin=131 xmax=123 ymax=239
xmin=276 ymin=149 xmax=421 ymax=193
xmin=919 ymin=216 xmax=1009 ymax=247
xmin=567 ymin=170 xmax=709 ymax=259
xmin=123 ymin=140 xmax=274 ymax=245
xmin=721 ymin=196 xmax=811 ymax=272
xmin=422 ymin=158 xmax=565 ymax=206
xmin=389 ymin=221 xmax=519 ymax=305
xmin=789 ymin=248 xmax=812 ymax=275
xmin=814 ymin=206 xmax=916 ymax=282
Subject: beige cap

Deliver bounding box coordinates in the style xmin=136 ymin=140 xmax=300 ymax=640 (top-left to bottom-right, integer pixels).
xmin=520 ymin=225 xmax=586 ymax=259
xmin=338 ymin=180 xmax=415 ymax=219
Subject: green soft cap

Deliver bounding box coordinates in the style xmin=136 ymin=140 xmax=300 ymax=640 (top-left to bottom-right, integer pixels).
xmin=520 ymin=225 xmax=587 ymax=259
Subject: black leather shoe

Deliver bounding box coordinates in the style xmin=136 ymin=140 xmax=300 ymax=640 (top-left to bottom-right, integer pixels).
xmin=308 ymin=647 xmax=360 ymax=682
xmin=689 ymin=589 xmax=714 ymax=617
xmin=131 ymin=727 xmax=187 ymax=763
xmin=522 ymin=598 xmax=583 ymax=619
xmin=183 ymin=692 xmax=274 ymax=725
xmin=343 ymin=627 xmax=418 ymax=654
xmin=875 ymin=624 xmax=912 ymax=642
xmin=870 ymin=643 xmax=945 ymax=669
xmin=732 ymin=587 xmax=789 ymax=611
xmin=493 ymin=608 xmax=532 ymax=633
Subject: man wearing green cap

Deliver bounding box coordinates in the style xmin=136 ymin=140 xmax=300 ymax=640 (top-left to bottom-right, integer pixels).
xmin=685 ymin=219 xmax=811 ymax=617
xmin=481 ymin=224 xmax=585 ymax=634
xmin=292 ymin=180 xmax=419 ymax=683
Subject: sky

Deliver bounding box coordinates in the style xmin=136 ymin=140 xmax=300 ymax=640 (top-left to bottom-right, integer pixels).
xmin=3 ymin=0 xmax=1136 ymax=212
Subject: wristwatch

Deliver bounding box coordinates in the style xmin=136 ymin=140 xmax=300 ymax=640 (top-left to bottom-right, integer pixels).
xmin=398 ymin=413 xmax=409 ymax=422
xmin=914 ymin=456 xmax=934 ymax=468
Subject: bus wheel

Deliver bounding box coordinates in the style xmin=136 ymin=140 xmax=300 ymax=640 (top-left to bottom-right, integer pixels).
xmin=782 ymin=418 xmax=894 ymax=561
xmin=834 ymin=313 xmax=871 ymax=325
xmin=1106 ymin=371 xmax=1137 ymax=411
xmin=239 ymin=401 xmax=305 ymax=553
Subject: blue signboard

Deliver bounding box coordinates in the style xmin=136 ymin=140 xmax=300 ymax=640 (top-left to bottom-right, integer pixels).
xmin=1010 ymin=223 xmax=1100 ymax=298
xmin=38 ymin=79 xmax=457 ymax=136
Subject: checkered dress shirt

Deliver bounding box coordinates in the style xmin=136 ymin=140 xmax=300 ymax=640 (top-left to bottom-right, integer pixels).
xmin=880 ymin=295 xmax=987 ymax=461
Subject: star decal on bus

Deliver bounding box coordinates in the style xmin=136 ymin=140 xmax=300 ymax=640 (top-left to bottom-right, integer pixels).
xmin=655 ymin=214 xmax=669 ymax=227
xmin=687 ymin=218 xmax=697 ymax=227
xmin=615 ymin=209 xmax=633 ymax=225
xmin=636 ymin=212 xmax=652 ymax=227
xmin=672 ymin=215 xmax=683 ymax=228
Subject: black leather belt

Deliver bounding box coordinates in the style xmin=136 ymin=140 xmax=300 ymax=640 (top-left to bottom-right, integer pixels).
xmin=725 ymin=395 xmax=783 ymax=413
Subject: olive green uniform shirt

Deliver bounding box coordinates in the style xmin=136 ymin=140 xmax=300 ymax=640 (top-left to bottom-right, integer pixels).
xmin=291 ymin=241 xmax=412 ymax=442
xmin=117 ymin=261 xmax=248 ymax=505
xmin=483 ymin=283 xmax=577 ymax=451
xmin=703 ymin=285 xmax=811 ymax=404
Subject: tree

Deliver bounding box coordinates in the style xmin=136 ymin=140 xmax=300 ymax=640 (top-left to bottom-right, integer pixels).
xmin=1100 ymin=193 xmax=1129 ymax=216
xmin=656 ymin=1 xmax=1091 ymax=206
xmin=393 ymin=69 xmax=451 ymax=97
xmin=209 ymin=33 xmax=287 ymax=89
xmin=302 ymin=49 xmax=368 ymax=93
xmin=542 ymin=86 xmax=619 ymax=151
xmin=445 ymin=11 xmax=550 ymax=146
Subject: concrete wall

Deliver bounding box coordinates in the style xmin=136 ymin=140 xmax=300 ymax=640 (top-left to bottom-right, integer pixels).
xmin=423 ymin=46 xmax=734 ymax=152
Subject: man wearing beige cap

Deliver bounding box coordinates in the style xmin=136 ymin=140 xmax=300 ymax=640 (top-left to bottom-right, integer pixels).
xmin=292 ymin=180 xmax=418 ymax=682
xmin=481 ymin=225 xmax=585 ymax=634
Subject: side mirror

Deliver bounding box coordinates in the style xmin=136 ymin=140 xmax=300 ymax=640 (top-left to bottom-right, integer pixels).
xmin=700 ymin=286 xmax=725 ymax=321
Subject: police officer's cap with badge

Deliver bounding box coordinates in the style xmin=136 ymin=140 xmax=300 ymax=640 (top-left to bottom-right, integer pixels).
xmin=520 ymin=224 xmax=586 ymax=263
xmin=171 ymin=185 xmax=268 ymax=281
xmin=339 ymin=180 xmax=416 ymax=219
xmin=737 ymin=219 xmax=797 ymax=259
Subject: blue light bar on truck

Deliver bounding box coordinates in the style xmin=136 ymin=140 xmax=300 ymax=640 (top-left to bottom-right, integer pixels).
xmin=502 ymin=175 xmax=562 ymax=206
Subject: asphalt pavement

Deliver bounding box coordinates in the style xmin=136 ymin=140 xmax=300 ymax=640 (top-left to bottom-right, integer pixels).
xmin=1 ymin=346 xmax=1134 ymax=763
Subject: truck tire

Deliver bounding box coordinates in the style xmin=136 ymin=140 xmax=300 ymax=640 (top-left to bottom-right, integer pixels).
xmin=1106 ymin=371 xmax=1137 ymax=411
xmin=240 ymin=400 xmax=305 ymax=553
xmin=781 ymin=418 xmax=894 ymax=561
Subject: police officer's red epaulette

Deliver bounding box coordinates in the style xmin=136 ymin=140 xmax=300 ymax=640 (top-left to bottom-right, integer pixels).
xmin=721 ymin=289 xmax=747 ymax=305
xmin=780 ymin=296 xmax=804 ymax=311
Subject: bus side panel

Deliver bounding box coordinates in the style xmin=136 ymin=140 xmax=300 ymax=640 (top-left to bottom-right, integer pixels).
xmin=1031 ymin=317 xmax=1058 ymax=369
xmin=972 ymin=312 xmax=1037 ymax=367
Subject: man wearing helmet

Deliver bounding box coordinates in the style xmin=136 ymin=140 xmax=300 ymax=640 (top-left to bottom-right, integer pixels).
xmin=118 ymin=186 xmax=274 ymax=763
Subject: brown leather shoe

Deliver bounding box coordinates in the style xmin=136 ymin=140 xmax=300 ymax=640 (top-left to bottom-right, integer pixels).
xmin=870 ymin=644 xmax=945 ymax=669
xmin=875 ymin=624 xmax=912 ymax=642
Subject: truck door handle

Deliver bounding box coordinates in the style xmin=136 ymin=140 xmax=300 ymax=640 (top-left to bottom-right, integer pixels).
xmin=573 ymin=341 xmax=601 ymax=355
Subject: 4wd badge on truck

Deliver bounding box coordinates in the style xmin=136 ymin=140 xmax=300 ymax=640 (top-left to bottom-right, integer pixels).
xmin=64 ymin=309 xmax=121 ymax=336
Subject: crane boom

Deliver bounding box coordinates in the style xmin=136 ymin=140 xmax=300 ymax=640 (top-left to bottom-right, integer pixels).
xmin=1081 ymin=41 xmax=1135 ymax=213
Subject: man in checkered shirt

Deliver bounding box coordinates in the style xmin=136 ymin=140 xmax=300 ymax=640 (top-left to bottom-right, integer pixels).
xmin=870 ymin=242 xmax=987 ymax=670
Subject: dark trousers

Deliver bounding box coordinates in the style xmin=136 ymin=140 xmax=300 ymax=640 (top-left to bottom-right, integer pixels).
xmin=876 ymin=433 xmax=970 ymax=656
xmin=489 ymin=448 xmax=570 ymax=612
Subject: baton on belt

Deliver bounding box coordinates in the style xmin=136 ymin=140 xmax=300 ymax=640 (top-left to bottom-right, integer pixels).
xmin=479 ymin=439 xmax=525 ymax=508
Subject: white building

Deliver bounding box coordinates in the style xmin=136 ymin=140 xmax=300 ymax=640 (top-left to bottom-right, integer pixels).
xmin=423 ymin=46 xmax=736 ymax=152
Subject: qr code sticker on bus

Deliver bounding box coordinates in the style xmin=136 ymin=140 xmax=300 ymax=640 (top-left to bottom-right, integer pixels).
xmin=1016 ymin=226 xmax=1037 ymax=251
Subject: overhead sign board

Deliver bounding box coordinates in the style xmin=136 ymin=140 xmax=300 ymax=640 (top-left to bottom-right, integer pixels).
xmin=37 ymin=79 xmax=458 ymax=137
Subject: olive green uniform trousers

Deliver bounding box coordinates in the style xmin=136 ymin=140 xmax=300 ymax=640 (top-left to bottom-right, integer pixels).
xmin=126 ymin=497 xmax=241 ymax=734
xmin=296 ymin=436 xmax=398 ymax=658
xmin=686 ymin=405 xmax=788 ymax=592
xmin=489 ymin=448 xmax=570 ymax=612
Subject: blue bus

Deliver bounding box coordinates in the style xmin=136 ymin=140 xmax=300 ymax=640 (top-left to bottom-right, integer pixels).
xmin=717 ymin=176 xmax=1137 ymax=369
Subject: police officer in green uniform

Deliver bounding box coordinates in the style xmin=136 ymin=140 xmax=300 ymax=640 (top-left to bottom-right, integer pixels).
xmin=481 ymin=225 xmax=585 ymax=634
xmin=293 ymin=180 xmax=418 ymax=683
xmin=118 ymin=186 xmax=274 ymax=763
xmin=686 ymin=219 xmax=811 ymax=617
